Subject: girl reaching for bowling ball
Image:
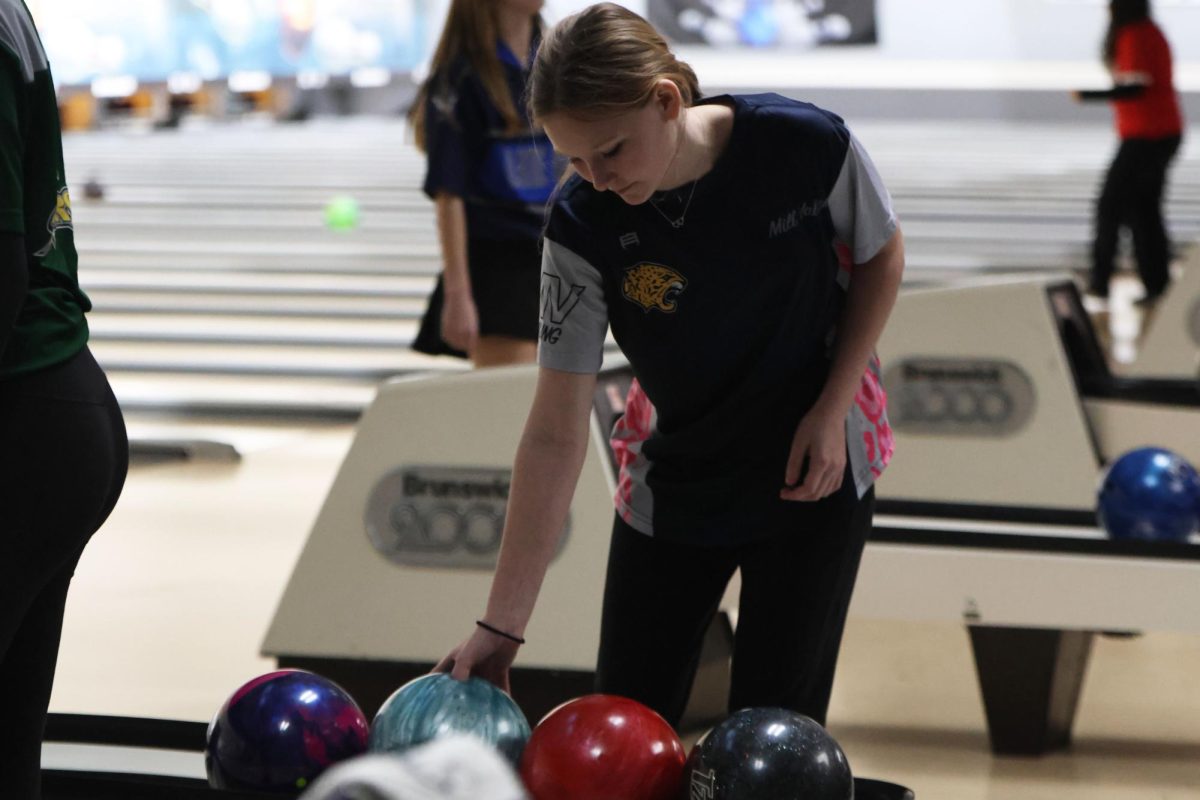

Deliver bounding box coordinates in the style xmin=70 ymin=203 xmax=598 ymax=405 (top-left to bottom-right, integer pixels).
xmin=437 ymin=2 xmax=904 ymax=730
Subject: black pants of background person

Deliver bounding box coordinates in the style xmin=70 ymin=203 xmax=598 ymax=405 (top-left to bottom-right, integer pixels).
xmin=0 ymin=347 xmax=128 ymax=800
xmin=412 ymin=237 xmax=542 ymax=359
xmin=595 ymin=483 xmax=874 ymax=730
xmin=1090 ymin=135 xmax=1182 ymax=301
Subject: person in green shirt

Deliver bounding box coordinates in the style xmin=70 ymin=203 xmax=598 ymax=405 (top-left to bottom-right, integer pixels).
xmin=1 ymin=3 xmax=128 ymax=796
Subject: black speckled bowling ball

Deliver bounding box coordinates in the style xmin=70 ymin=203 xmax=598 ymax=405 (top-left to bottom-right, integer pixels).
xmin=683 ymin=708 xmax=853 ymax=799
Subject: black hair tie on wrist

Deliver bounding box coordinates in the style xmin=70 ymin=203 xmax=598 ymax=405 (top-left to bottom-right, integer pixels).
xmin=476 ymin=620 xmax=526 ymax=645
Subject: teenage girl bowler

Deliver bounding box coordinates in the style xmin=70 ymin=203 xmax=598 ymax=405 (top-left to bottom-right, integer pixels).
xmin=437 ymin=2 xmax=905 ymax=729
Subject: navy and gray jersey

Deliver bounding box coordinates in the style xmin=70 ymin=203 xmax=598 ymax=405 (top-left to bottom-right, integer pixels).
xmin=538 ymin=93 xmax=896 ymax=545
xmin=422 ymin=39 xmax=558 ymax=242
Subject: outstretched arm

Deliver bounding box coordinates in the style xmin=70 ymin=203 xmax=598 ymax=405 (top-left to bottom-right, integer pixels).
xmin=1075 ymin=31 xmax=1153 ymax=103
xmin=436 ymin=366 xmax=598 ymax=689
xmin=1073 ymin=82 xmax=1147 ymax=102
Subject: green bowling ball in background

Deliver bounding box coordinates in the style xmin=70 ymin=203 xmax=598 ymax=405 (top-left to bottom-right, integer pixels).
xmin=324 ymin=195 xmax=360 ymax=231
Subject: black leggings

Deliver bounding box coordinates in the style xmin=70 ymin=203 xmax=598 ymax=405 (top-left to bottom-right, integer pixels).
xmin=1090 ymin=135 xmax=1182 ymax=299
xmin=0 ymin=346 xmax=128 ymax=799
xmin=594 ymin=487 xmax=874 ymax=730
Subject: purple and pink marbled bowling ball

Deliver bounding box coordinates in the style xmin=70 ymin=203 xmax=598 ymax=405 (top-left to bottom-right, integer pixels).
xmin=206 ymin=669 xmax=369 ymax=793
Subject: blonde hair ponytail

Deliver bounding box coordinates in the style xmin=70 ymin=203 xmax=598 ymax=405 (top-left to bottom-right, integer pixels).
xmin=529 ymin=3 xmax=700 ymax=122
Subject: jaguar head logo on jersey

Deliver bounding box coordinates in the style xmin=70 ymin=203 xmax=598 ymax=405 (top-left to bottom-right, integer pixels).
xmin=33 ymin=186 xmax=74 ymax=258
xmin=622 ymin=263 xmax=687 ymax=313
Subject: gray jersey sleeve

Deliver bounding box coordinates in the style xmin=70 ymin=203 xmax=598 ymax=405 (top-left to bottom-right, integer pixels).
xmin=827 ymin=132 xmax=897 ymax=264
xmin=537 ymin=237 xmax=608 ymax=374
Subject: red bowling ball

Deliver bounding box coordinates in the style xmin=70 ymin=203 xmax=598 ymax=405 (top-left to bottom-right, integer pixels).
xmin=519 ymin=695 xmax=685 ymax=800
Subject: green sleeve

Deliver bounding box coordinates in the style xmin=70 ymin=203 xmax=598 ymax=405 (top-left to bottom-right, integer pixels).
xmin=0 ymin=46 xmax=24 ymax=234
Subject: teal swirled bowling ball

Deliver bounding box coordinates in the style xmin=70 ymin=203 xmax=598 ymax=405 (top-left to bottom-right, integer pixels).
xmin=324 ymin=195 xmax=360 ymax=231
xmin=368 ymin=673 xmax=531 ymax=765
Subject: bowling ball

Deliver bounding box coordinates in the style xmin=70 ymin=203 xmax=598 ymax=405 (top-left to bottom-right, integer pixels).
xmin=324 ymin=195 xmax=360 ymax=231
xmin=302 ymin=737 xmax=530 ymax=800
xmin=1097 ymin=447 xmax=1200 ymax=542
xmin=206 ymin=669 xmax=370 ymax=793
xmin=683 ymin=707 xmax=853 ymax=799
xmin=519 ymin=694 xmax=685 ymax=800
xmin=368 ymin=673 xmax=530 ymax=765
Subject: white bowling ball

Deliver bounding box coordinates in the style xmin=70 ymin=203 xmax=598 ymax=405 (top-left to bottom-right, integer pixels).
xmin=300 ymin=735 xmax=527 ymax=800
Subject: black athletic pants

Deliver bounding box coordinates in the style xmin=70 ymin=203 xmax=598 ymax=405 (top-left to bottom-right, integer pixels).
xmin=0 ymin=347 xmax=128 ymax=799
xmin=1090 ymin=135 xmax=1182 ymax=299
xmin=594 ymin=486 xmax=874 ymax=730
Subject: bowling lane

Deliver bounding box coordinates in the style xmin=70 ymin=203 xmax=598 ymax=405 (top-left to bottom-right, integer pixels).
xmin=55 ymin=114 xmax=1197 ymax=424
xmin=71 ymin=234 xmax=442 ymax=266
xmin=82 ymin=270 xmax=435 ymax=296
xmin=76 ymin=205 xmax=439 ymax=235
xmin=88 ymin=185 xmax=432 ymax=210
xmin=86 ymin=290 xmax=428 ymax=320
xmin=89 ymin=314 xmax=420 ymax=347
xmin=90 ymin=341 xmax=462 ymax=380
xmin=108 ymin=372 xmax=379 ymax=420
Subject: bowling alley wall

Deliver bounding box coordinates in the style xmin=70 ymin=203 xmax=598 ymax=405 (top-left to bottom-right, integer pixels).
xmin=28 ymin=0 xmax=1200 ymax=122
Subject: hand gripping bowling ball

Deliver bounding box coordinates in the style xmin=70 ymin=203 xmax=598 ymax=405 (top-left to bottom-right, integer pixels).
xmin=205 ymin=669 xmax=370 ymax=793
xmin=1097 ymin=447 xmax=1200 ymax=542
xmin=683 ymin=707 xmax=853 ymax=799
xmin=368 ymin=673 xmax=531 ymax=765
xmin=519 ymin=694 xmax=685 ymax=800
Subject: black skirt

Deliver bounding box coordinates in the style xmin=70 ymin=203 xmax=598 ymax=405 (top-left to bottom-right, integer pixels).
xmin=413 ymin=237 xmax=542 ymax=358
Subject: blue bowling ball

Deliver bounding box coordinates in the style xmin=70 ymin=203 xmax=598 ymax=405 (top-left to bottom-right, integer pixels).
xmin=683 ymin=707 xmax=853 ymax=799
xmin=368 ymin=673 xmax=530 ymax=765
xmin=1097 ymin=447 xmax=1200 ymax=542
xmin=206 ymin=669 xmax=370 ymax=793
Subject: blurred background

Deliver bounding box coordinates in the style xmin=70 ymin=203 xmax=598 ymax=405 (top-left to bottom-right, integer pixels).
xmin=28 ymin=1 xmax=1200 ymax=797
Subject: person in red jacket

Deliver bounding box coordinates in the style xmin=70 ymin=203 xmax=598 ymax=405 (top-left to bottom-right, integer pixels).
xmin=1075 ymin=0 xmax=1184 ymax=306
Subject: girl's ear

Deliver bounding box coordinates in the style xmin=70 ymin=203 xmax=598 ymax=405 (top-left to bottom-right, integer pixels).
xmin=654 ymin=78 xmax=684 ymax=121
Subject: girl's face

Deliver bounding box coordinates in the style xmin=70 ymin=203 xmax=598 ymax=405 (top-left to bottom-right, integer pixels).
xmin=540 ymin=82 xmax=683 ymax=206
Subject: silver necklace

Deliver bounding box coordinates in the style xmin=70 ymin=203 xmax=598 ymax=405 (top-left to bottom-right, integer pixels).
xmin=648 ymin=180 xmax=698 ymax=229
xmin=648 ymin=115 xmax=698 ymax=229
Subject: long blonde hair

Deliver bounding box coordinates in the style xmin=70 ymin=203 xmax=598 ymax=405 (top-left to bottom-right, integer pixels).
xmin=408 ymin=0 xmax=542 ymax=152
xmin=528 ymin=2 xmax=700 ymax=123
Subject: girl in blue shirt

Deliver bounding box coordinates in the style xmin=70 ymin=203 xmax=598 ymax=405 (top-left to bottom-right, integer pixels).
xmin=409 ymin=0 xmax=558 ymax=366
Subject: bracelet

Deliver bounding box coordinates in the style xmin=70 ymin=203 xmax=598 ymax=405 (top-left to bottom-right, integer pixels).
xmin=476 ymin=620 xmax=526 ymax=645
